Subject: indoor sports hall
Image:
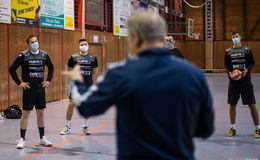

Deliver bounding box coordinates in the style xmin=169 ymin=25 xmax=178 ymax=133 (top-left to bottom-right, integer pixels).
xmin=0 ymin=0 xmax=260 ymax=160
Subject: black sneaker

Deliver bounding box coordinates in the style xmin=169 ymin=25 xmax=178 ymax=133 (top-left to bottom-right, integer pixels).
xmin=254 ymin=128 xmax=260 ymax=139
xmin=227 ymin=128 xmax=236 ymax=137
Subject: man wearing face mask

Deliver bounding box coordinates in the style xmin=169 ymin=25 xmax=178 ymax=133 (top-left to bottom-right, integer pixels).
xmin=9 ymin=35 xmax=54 ymax=149
xmin=165 ymin=35 xmax=184 ymax=59
xmin=60 ymin=38 xmax=98 ymax=135
xmin=224 ymin=31 xmax=260 ymax=138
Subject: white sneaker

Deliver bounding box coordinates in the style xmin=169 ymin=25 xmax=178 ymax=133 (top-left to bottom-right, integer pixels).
xmin=0 ymin=114 xmax=4 ymax=120
xmin=60 ymin=125 xmax=71 ymax=135
xmin=16 ymin=138 xmax=25 ymax=149
xmin=39 ymin=136 xmax=53 ymax=147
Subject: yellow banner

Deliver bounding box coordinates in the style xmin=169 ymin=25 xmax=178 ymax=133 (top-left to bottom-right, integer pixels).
xmin=11 ymin=0 xmax=39 ymax=25
xmin=114 ymin=25 xmax=120 ymax=35
xmin=65 ymin=16 xmax=74 ymax=30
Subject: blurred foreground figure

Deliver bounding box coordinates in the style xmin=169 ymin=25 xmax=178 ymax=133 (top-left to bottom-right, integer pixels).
xmin=64 ymin=12 xmax=214 ymax=160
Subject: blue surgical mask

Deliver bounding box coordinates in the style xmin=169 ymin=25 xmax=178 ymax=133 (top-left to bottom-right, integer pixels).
xmin=31 ymin=42 xmax=39 ymax=50
xmin=165 ymin=42 xmax=175 ymax=49
xmin=232 ymin=38 xmax=240 ymax=44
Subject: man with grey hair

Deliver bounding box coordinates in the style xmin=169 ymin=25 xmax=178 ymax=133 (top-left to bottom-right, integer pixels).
xmin=64 ymin=12 xmax=214 ymax=160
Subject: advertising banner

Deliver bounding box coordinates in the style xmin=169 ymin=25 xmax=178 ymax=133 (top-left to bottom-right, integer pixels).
xmin=114 ymin=0 xmax=160 ymax=37
xmin=0 ymin=0 xmax=11 ymax=23
xmin=40 ymin=0 xmax=64 ymax=29
xmin=64 ymin=0 xmax=74 ymax=30
xmin=113 ymin=0 xmax=131 ymax=37
xmin=11 ymin=0 xmax=40 ymax=25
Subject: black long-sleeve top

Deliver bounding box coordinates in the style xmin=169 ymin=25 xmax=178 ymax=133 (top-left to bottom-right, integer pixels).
xmin=224 ymin=45 xmax=255 ymax=81
xmin=68 ymin=53 xmax=98 ymax=85
xmin=170 ymin=48 xmax=184 ymax=60
xmin=9 ymin=49 xmax=54 ymax=89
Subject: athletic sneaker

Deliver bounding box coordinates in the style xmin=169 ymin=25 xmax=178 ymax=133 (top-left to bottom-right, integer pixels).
xmin=82 ymin=126 xmax=91 ymax=135
xmin=227 ymin=128 xmax=236 ymax=137
xmin=39 ymin=136 xmax=53 ymax=147
xmin=16 ymin=138 xmax=25 ymax=149
xmin=254 ymin=129 xmax=260 ymax=139
xmin=0 ymin=114 xmax=4 ymax=120
xmin=60 ymin=125 xmax=71 ymax=135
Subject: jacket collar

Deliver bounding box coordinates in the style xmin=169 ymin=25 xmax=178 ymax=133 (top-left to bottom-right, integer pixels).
xmin=139 ymin=48 xmax=171 ymax=56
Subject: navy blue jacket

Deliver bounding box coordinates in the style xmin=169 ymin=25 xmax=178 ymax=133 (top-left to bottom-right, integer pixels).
xmin=72 ymin=48 xmax=214 ymax=160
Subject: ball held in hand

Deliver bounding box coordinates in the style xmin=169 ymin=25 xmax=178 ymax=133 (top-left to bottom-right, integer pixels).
xmin=231 ymin=70 xmax=242 ymax=80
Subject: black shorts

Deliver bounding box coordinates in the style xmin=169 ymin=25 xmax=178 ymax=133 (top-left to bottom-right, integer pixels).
xmin=23 ymin=88 xmax=46 ymax=110
xmin=228 ymin=80 xmax=255 ymax=105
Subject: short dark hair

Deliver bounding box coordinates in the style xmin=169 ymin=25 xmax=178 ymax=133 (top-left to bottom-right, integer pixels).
xmin=79 ymin=38 xmax=88 ymax=43
xmin=166 ymin=34 xmax=175 ymax=39
xmin=232 ymin=31 xmax=240 ymax=36
xmin=26 ymin=35 xmax=36 ymax=45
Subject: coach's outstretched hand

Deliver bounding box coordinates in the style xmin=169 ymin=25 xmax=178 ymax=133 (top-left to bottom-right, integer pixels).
xmin=63 ymin=65 xmax=83 ymax=82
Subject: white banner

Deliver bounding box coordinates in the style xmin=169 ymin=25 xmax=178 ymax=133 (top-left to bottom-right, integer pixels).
xmin=0 ymin=0 xmax=11 ymax=24
xmin=114 ymin=0 xmax=160 ymax=37
xmin=113 ymin=0 xmax=131 ymax=37
xmin=64 ymin=0 xmax=74 ymax=30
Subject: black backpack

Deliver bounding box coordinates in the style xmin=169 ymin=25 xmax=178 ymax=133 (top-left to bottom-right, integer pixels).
xmin=4 ymin=105 xmax=22 ymax=119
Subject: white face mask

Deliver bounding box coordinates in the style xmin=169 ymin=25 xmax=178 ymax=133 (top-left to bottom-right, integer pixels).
xmin=79 ymin=45 xmax=89 ymax=52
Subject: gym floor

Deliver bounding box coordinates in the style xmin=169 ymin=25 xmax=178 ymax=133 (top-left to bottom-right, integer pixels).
xmin=0 ymin=74 xmax=260 ymax=160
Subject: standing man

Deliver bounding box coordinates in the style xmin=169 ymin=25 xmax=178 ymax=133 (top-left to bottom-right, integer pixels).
xmin=9 ymin=35 xmax=54 ymax=149
xmin=225 ymin=31 xmax=260 ymax=138
xmin=165 ymin=35 xmax=184 ymax=59
xmin=65 ymin=12 xmax=214 ymax=159
xmin=60 ymin=38 xmax=98 ymax=135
